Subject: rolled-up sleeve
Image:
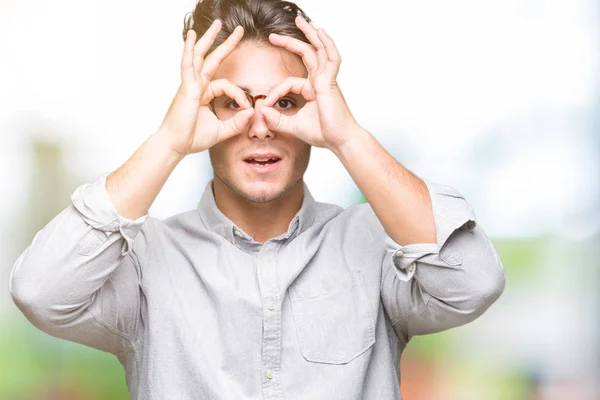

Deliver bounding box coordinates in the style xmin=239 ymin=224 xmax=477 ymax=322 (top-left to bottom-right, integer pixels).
xmin=71 ymin=172 xmax=148 ymax=256
xmin=379 ymin=180 xmax=506 ymax=342
xmin=8 ymin=172 xmax=149 ymax=354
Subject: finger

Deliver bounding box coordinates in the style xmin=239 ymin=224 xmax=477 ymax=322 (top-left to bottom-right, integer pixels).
xmin=268 ymin=33 xmax=318 ymax=72
xmin=181 ymin=30 xmax=197 ymax=83
xmin=202 ymin=79 xmax=251 ymax=108
xmin=260 ymin=106 xmax=295 ymax=136
xmin=294 ymin=16 xmax=328 ymax=73
xmin=219 ymin=108 xmax=255 ymax=141
xmin=263 ymin=77 xmax=315 ymax=107
xmin=193 ymin=19 xmax=223 ymax=80
xmin=317 ymin=28 xmax=342 ymax=78
xmin=202 ymin=26 xmax=244 ymax=78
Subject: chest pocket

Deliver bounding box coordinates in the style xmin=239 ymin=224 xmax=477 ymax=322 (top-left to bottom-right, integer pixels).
xmin=288 ymin=269 xmax=376 ymax=364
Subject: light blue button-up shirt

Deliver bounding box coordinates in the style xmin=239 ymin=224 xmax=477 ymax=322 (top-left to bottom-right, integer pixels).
xmin=9 ymin=173 xmax=505 ymax=399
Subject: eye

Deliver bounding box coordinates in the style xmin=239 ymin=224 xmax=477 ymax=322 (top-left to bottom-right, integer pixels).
xmin=225 ymin=99 xmax=242 ymax=110
xmin=275 ymin=98 xmax=296 ymax=110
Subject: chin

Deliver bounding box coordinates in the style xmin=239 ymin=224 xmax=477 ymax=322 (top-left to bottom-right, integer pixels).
xmin=218 ymin=171 xmax=301 ymax=204
xmin=214 ymin=175 xmax=279 ymax=203
xmin=239 ymin=180 xmax=289 ymax=204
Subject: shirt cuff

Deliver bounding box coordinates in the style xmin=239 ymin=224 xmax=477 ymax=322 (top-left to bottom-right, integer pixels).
xmin=70 ymin=172 xmax=149 ymax=256
xmin=384 ymin=179 xmax=478 ymax=282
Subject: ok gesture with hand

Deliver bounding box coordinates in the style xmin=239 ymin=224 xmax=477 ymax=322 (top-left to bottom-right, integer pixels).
xmin=259 ymin=16 xmax=360 ymax=151
xmin=159 ymin=20 xmax=255 ymax=156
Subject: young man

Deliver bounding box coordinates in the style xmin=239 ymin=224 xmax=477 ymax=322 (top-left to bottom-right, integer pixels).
xmin=9 ymin=0 xmax=505 ymax=398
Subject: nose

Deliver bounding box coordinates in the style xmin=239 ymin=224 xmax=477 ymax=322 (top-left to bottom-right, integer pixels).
xmin=247 ymin=96 xmax=273 ymax=141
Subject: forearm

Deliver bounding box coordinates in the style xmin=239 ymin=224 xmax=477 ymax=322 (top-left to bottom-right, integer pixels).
xmin=10 ymin=128 xmax=183 ymax=312
xmin=10 ymin=129 xmax=182 ymax=316
xmin=106 ymin=129 xmax=185 ymax=220
xmin=9 ymin=211 xmax=125 ymax=321
xmin=332 ymin=127 xmax=436 ymax=246
xmin=9 ymin=191 xmax=144 ymax=353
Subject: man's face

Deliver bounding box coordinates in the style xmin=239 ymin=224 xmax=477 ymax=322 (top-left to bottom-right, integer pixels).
xmin=209 ymin=41 xmax=311 ymax=204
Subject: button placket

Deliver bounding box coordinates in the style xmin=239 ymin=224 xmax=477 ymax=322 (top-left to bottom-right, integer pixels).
xmin=256 ymin=247 xmax=283 ymax=399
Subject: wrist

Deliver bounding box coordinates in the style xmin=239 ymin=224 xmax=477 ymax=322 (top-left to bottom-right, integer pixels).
xmin=153 ymin=128 xmax=190 ymax=159
xmin=329 ymin=125 xmax=371 ymax=160
xmin=152 ymin=129 xmax=188 ymax=161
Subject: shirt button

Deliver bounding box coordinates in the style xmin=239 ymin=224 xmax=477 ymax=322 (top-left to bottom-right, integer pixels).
xmin=408 ymin=263 xmax=415 ymax=272
xmin=464 ymin=220 xmax=477 ymax=231
xmin=394 ymin=250 xmax=404 ymax=258
xmin=268 ymin=300 xmax=276 ymax=311
xmin=266 ymin=369 xmax=274 ymax=379
xmin=234 ymin=229 xmax=243 ymax=238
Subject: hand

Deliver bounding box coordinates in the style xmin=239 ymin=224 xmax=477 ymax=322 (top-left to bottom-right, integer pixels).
xmin=259 ymin=16 xmax=360 ymax=150
xmin=158 ymin=20 xmax=255 ymax=156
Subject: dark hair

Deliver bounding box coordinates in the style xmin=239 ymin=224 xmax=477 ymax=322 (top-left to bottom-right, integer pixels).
xmin=182 ymin=0 xmax=312 ymax=55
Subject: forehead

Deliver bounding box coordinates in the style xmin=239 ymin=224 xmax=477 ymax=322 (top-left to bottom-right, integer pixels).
xmin=212 ymin=41 xmax=308 ymax=93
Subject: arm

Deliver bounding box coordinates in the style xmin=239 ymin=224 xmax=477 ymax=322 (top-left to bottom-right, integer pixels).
xmin=106 ymin=131 xmax=184 ymax=221
xmin=9 ymin=22 xmax=253 ymax=353
xmin=333 ymin=128 xmax=504 ymax=340
xmin=331 ymin=127 xmax=436 ymax=247
xmin=8 ymin=131 xmax=182 ymax=354
xmin=260 ymin=19 xmax=505 ymax=341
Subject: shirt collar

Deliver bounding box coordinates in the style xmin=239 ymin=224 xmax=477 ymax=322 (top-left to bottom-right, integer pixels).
xmin=196 ymin=179 xmax=317 ymax=246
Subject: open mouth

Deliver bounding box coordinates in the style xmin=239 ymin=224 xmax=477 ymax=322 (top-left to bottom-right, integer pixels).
xmin=244 ymin=157 xmax=281 ymax=166
xmin=243 ymin=156 xmax=282 ymax=174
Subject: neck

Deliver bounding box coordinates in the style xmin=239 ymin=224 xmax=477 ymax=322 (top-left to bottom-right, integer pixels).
xmin=212 ymin=177 xmax=305 ymax=243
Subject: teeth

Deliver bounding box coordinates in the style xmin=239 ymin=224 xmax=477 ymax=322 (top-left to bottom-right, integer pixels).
xmin=251 ymin=158 xmax=278 ymax=162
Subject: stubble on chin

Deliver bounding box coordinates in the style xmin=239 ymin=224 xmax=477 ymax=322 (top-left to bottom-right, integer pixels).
xmin=216 ymin=173 xmax=302 ymax=204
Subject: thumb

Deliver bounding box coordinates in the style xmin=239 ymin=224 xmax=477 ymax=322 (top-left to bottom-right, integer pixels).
xmin=220 ymin=108 xmax=255 ymax=140
xmin=260 ymin=106 xmax=295 ymax=135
